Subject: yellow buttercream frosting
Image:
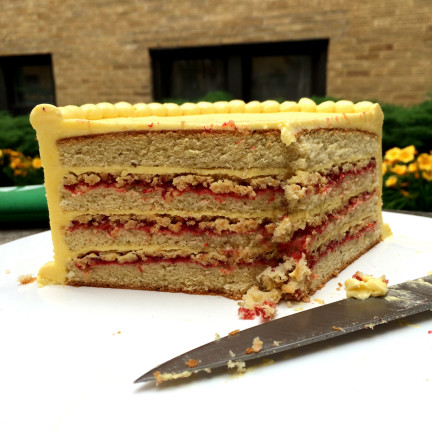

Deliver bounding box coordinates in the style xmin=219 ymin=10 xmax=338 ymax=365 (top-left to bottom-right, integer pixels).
xmin=31 ymin=98 xmax=383 ymax=143
xmin=344 ymin=272 xmax=389 ymax=300
xmin=36 ymin=98 xmax=381 ymax=123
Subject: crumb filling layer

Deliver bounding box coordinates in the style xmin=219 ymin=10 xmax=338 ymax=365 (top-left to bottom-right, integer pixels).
xmin=73 ymin=251 xmax=280 ymax=271
xmin=62 ymin=159 xmax=377 ymax=205
xmin=63 ymin=172 xmax=284 ymax=199
xmin=68 ymin=215 xmax=275 ymax=237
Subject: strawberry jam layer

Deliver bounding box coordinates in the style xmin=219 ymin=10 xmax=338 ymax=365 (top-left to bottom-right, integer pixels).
xmin=284 ymin=221 xmax=377 ymax=265
xmin=279 ymin=190 xmax=376 ymax=256
xmin=307 ymin=158 xmax=376 ymax=195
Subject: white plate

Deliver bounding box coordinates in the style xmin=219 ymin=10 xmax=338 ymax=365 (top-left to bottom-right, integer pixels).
xmin=1 ymin=211 xmax=431 ymax=432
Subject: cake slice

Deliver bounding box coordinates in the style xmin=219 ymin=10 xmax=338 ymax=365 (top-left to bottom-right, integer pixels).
xmin=30 ymin=99 xmax=384 ymax=304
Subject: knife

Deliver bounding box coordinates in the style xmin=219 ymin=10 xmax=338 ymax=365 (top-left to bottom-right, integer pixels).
xmin=134 ymin=275 xmax=432 ymax=384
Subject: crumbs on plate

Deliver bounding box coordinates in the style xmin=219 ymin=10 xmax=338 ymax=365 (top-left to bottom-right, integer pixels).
xmin=17 ymin=274 xmax=36 ymax=284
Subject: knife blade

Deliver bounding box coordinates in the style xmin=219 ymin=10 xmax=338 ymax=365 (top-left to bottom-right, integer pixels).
xmin=134 ymin=275 xmax=432 ymax=384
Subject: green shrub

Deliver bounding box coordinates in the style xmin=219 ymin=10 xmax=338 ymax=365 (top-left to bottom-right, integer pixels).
xmin=0 ymin=111 xmax=38 ymax=156
xmin=198 ymin=91 xmax=233 ymax=103
xmin=161 ymin=90 xmax=234 ymax=105
xmin=381 ymin=100 xmax=432 ymax=154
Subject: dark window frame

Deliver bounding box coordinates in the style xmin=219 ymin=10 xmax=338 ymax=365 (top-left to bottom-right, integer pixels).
xmin=151 ymin=39 xmax=328 ymax=102
xmin=0 ymin=54 xmax=56 ymax=115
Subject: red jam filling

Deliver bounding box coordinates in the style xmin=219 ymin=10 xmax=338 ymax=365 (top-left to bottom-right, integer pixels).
xmin=279 ymin=191 xmax=376 ymax=257
xmin=307 ymin=158 xmax=376 ymax=195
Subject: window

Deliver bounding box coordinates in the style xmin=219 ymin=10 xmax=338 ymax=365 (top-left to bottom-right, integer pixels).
xmin=151 ymin=40 xmax=327 ymax=102
xmin=0 ymin=54 xmax=56 ymax=115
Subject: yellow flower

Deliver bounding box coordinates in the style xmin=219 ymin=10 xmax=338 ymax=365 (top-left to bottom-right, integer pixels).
xmin=384 ymin=147 xmax=401 ymax=163
xmin=398 ymin=145 xmax=416 ymax=163
xmin=4 ymin=149 xmax=21 ymax=157
xmin=32 ymin=157 xmax=42 ymax=169
xmin=422 ymin=170 xmax=432 ymax=181
xmin=9 ymin=159 xmax=18 ymax=169
xmin=385 ymin=175 xmax=398 ymax=188
xmin=382 ymin=162 xmax=388 ymax=175
xmin=391 ymin=164 xmax=407 ymax=176
xmin=417 ymin=153 xmax=432 ymax=171
xmin=408 ymin=162 xmax=418 ymax=173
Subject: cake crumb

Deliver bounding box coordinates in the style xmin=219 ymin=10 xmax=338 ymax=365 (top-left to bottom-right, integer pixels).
xmin=5 ymin=269 xmax=11 ymax=274
xmin=227 ymin=360 xmax=247 ymax=373
xmin=229 ymin=350 xmax=235 ymax=358
xmin=214 ymin=333 xmax=221 ymax=341
xmin=273 ymin=340 xmax=281 ymax=347
xmin=228 ymin=329 xmax=240 ymax=336
xmin=332 ymin=326 xmax=344 ymax=332
xmin=245 ymin=336 xmax=263 ymax=354
xmin=314 ymin=298 xmax=325 ymax=305
xmin=153 ymin=370 xmax=192 ymax=385
xmin=17 ymin=274 xmax=36 ymax=284
xmin=364 ymin=323 xmax=375 ymax=330
xmin=185 ymin=358 xmax=200 ymax=368
xmin=238 ymin=286 xmax=280 ymax=320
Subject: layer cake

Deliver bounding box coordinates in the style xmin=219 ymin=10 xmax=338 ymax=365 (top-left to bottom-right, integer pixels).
xmin=30 ymin=99 xmax=384 ymax=307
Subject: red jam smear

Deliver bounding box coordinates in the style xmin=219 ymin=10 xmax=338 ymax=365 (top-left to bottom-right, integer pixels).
xmin=238 ymin=299 xmax=277 ymax=320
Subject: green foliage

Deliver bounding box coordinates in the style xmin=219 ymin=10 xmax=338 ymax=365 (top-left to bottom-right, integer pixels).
xmin=310 ymin=96 xmax=339 ymax=104
xmin=382 ymin=172 xmax=432 ymax=211
xmin=0 ymin=111 xmax=38 ymax=156
xmin=198 ymin=91 xmax=233 ymax=103
xmin=0 ymin=112 xmax=42 ymax=186
xmin=1 ymin=163 xmax=44 ymax=186
xmin=161 ymin=90 xmax=234 ymax=105
xmin=380 ymin=100 xmax=432 ymax=154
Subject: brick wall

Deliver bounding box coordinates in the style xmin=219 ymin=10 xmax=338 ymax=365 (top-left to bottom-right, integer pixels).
xmin=1 ymin=0 xmax=431 ymax=106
